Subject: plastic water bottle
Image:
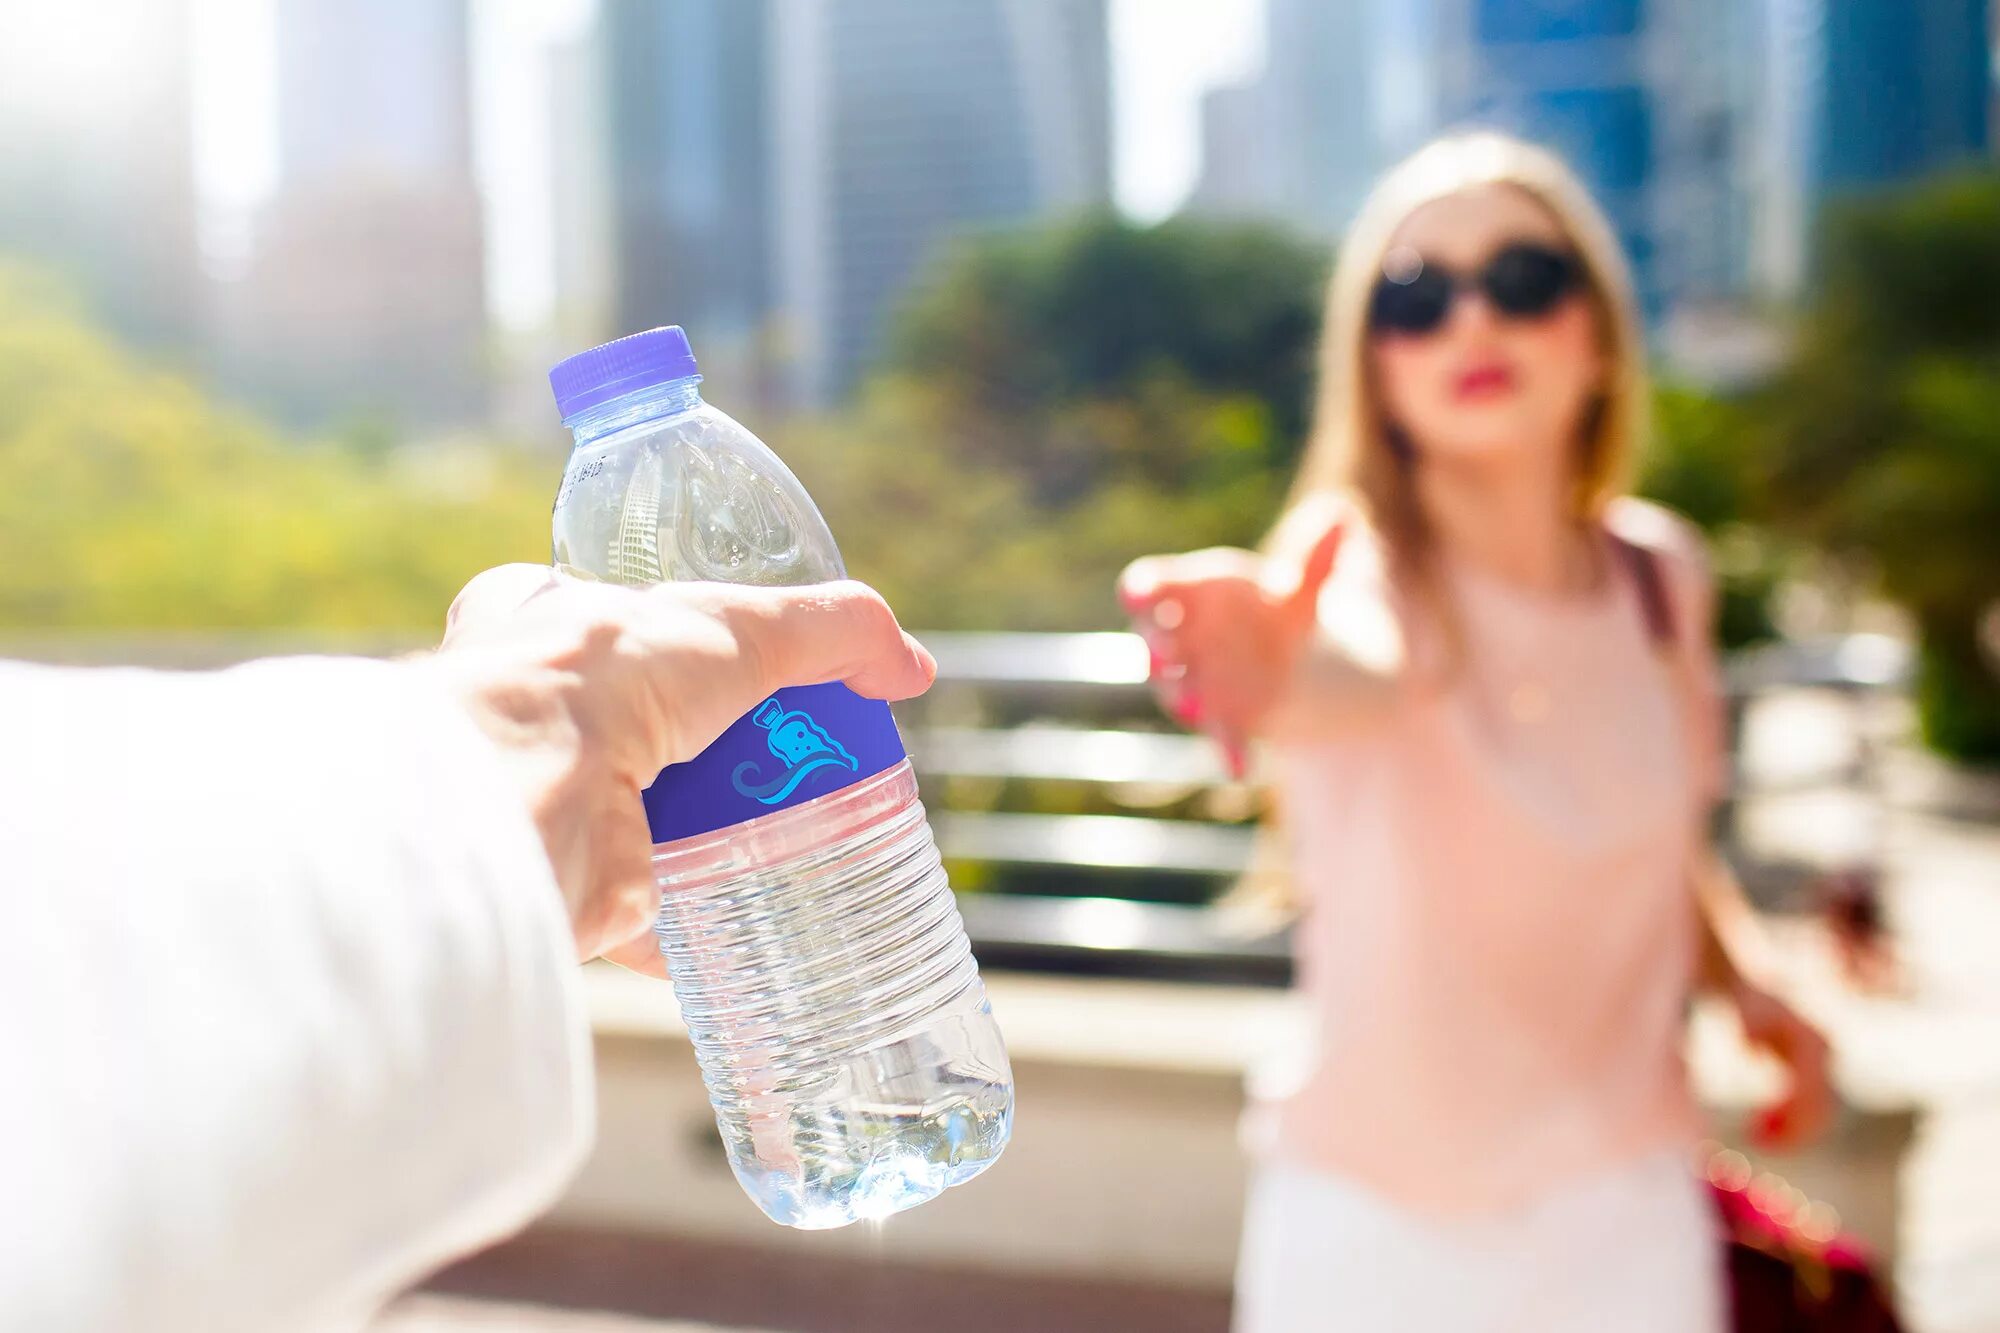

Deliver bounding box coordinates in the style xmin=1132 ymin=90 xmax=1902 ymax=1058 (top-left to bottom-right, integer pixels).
xmin=547 ymin=327 xmax=1013 ymax=1229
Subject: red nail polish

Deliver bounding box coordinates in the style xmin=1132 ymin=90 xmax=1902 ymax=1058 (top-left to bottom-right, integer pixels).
xmin=1749 ymin=1106 xmax=1786 ymax=1148
xmin=1222 ymin=740 xmax=1247 ymax=779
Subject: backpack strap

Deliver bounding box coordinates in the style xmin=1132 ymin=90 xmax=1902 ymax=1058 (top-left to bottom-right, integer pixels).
xmin=1608 ymin=530 xmax=1676 ymax=652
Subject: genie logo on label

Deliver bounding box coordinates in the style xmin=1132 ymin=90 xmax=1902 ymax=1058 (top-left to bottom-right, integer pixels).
xmin=731 ymin=697 xmax=860 ymax=805
xmin=640 ymin=681 xmax=907 ymax=844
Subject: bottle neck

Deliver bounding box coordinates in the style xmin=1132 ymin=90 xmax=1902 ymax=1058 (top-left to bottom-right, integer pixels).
xmin=565 ymin=375 xmax=705 ymax=447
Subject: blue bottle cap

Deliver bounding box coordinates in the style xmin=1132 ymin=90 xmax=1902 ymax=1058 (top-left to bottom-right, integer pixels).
xmin=549 ymin=326 xmax=701 ymax=423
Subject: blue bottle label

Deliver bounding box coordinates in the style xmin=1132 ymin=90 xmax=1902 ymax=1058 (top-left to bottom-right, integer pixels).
xmin=642 ymin=682 xmax=907 ymax=843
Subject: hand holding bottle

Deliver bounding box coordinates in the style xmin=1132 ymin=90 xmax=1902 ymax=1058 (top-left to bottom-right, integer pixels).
xmin=430 ymin=564 xmax=934 ymax=976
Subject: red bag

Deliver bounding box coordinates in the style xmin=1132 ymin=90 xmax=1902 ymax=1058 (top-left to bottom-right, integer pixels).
xmin=1709 ymin=1158 xmax=1902 ymax=1332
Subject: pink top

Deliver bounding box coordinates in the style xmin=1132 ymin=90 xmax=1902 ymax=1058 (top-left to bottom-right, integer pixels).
xmin=1261 ymin=497 xmax=1724 ymax=1214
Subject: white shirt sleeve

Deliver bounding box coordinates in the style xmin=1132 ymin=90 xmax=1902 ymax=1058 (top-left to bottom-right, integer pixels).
xmin=0 ymin=657 xmax=594 ymax=1333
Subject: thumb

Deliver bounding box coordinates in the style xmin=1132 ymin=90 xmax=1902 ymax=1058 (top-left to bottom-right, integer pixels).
xmin=601 ymin=931 xmax=670 ymax=980
xmin=1293 ymin=514 xmax=1346 ymax=607
xmin=1263 ymin=502 xmax=1347 ymax=616
xmin=672 ymin=580 xmax=938 ymax=704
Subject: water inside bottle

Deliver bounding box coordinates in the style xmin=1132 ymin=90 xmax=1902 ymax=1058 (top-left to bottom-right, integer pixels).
xmin=720 ymin=1005 xmax=1015 ymax=1229
xmin=650 ymin=720 xmax=1012 ymax=1230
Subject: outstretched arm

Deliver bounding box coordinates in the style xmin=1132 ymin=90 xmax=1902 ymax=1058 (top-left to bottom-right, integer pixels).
xmin=0 ymin=571 xmax=934 ymax=1332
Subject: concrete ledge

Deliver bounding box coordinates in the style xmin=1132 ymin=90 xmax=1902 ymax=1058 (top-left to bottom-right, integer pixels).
xmin=423 ymin=1228 xmax=1232 ymax=1333
xmin=561 ymin=966 xmax=1264 ymax=1285
xmin=560 ymin=962 xmax=1914 ymax=1290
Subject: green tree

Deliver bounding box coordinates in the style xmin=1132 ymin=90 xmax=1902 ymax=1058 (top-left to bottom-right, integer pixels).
xmin=784 ymin=373 xmax=1284 ymax=631
xmin=1764 ymin=172 xmax=2000 ymax=759
xmin=886 ymin=213 xmax=1326 ymax=498
xmin=1640 ymin=385 xmax=1784 ymax=649
xmin=0 ymin=263 xmax=554 ymax=634
xmin=781 ymin=215 xmax=1329 ymax=630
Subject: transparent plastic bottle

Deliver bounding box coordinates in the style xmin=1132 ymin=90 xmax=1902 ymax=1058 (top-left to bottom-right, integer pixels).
xmin=547 ymin=327 xmax=1012 ymax=1229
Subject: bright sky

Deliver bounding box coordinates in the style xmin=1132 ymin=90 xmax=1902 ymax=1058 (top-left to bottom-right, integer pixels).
xmin=187 ymin=0 xmax=1265 ymax=329
xmin=1110 ymin=0 xmax=1266 ymax=219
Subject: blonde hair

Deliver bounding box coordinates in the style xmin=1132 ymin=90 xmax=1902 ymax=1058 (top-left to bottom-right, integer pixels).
xmin=1273 ymin=131 xmax=1649 ymax=589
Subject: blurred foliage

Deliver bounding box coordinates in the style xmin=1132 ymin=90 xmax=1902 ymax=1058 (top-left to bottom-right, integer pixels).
xmin=888 ymin=213 xmax=1327 ymax=483
xmin=798 ymin=214 xmax=1326 ymax=629
xmin=0 ymin=263 xmax=552 ymax=633
xmin=1764 ymin=172 xmax=2000 ymax=759
xmin=1640 ymin=385 xmax=1782 ymax=649
xmin=789 ymin=371 xmax=1286 ymax=630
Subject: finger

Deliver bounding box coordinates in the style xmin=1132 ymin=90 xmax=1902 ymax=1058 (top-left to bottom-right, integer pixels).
xmin=1121 ymin=550 xmax=1262 ymax=612
xmin=1129 ymin=564 xmax=1231 ymax=607
xmin=1755 ymin=1030 xmax=1833 ymax=1150
xmin=1752 ymin=1083 xmax=1811 ymax=1149
xmin=1787 ymin=1090 xmax=1833 ymax=1147
xmin=1118 ymin=556 xmax=1168 ymax=612
xmin=445 ymin=563 xmax=559 ymax=638
xmin=1135 ymin=615 xmax=1186 ymax=678
xmin=1157 ymin=651 xmax=1190 ymax=684
xmin=1171 ymin=690 xmax=1205 ymax=727
xmin=1149 ymin=648 xmax=1192 ymax=706
xmin=573 ymin=864 xmax=660 ymax=954
xmin=601 ymin=932 xmax=670 ymax=980
xmin=1790 ymin=1042 xmax=1836 ymax=1136
xmin=1215 ymin=727 xmax=1250 ymax=780
xmin=1749 ymin=1104 xmax=1791 ymax=1150
xmin=1754 ymin=1090 xmax=1824 ymax=1153
xmin=695 ymin=581 xmax=937 ymax=702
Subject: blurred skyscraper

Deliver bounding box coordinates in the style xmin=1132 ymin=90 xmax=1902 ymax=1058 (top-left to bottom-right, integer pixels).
xmin=1815 ymin=0 xmax=1990 ymax=189
xmin=1758 ymin=0 xmax=1992 ymax=294
xmin=226 ymin=0 xmax=486 ymax=426
xmin=1185 ymin=82 xmax=1272 ymax=219
xmin=1194 ymin=0 xmax=1993 ymax=326
xmin=596 ymin=0 xmax=774 ymax=367
xmin=1258 ymin=0 xmax=1382 ymax=237
xmin=773 ymin=0 xmax=1112 ymax=404
xmin=1392 ymin=0 xmax=1745 ymax=319
xmin=1187 ymin=0 xmax=1400 ymax=233
xmin=1192 ymin=0 xmax=1738 ymax=316
xmin=0 ymin=0 xmax=200 ymax=349
xmin=546 ymin=25 xmax=613 ymax=348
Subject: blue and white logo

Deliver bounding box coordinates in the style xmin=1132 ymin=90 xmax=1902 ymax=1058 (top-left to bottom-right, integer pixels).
xmin=642 ymin=682 xmax=905 ymax=843
xmin=730 ymin=697 xmax=860 ymax=805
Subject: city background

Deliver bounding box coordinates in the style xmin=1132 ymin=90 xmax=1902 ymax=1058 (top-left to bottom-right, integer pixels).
xmin=5 ymin=1 xmax=2000 ymax=1330
xmin=5 ymin=0 xmax=1998 ymax=698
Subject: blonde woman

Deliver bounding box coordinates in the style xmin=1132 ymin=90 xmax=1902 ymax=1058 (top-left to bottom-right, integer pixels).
xmin=1121 ymin=134 xmax=1833 ymax=1331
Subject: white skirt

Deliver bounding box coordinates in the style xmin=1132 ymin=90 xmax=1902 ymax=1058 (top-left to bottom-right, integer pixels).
xmin=1234 ymin=1150 xmax=1726 ymax=1333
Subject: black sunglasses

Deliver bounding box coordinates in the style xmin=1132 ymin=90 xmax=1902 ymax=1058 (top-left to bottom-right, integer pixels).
xmin=1368 ymin=242 xmax=1581 ymax=336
